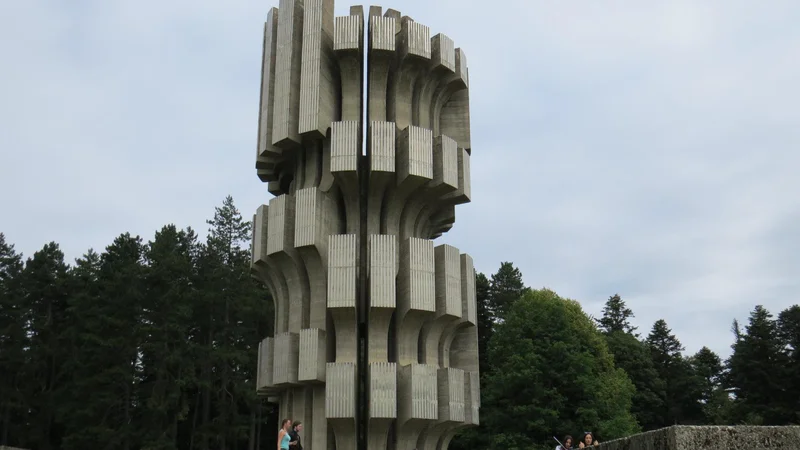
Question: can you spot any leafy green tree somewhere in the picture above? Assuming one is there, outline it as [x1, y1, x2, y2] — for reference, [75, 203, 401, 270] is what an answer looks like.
[483, 289, 639, 449]
[0, 233, 25, 446]
[604, 331, 664, 430]
[727, 305, 790, 424]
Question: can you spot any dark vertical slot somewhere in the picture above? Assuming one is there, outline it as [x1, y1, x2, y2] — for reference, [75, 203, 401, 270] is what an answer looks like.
[356, 154, 369, 450]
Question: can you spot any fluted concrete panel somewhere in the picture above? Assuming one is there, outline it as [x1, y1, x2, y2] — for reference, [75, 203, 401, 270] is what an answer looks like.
[330, 121, 360, 233]
[436, 245, 461, 318]
[331, 121, 359, 172]
[438, 368, 465, 422]
[272, 0, 304, 148]
[396, 237, 435, 367]
[251, 2, 478, 448]
[334, 14, 361, 51]
[398, 126, 433, 182]
[326, 362, 356, 418]
[299, 0, 336, 137]
[257, 337, 275, 393]
[327, 234, 357, 308]
[367, 15, 396, 123]
[460, 253, 477, 325]
[398, 364, 438, 422]
[370, 16, 396, 52]
[256, 8, 281, 183]
[465, 371, 480, 425]
[334, 10, 363, 123]
[267, 195, 295, 255]
[368, 235, 398, 309]
[369, 362, 398, 419]
[273, 332, 300, 385]
[400, 238, 435, 313]
[327, 234, 357, 362]
[370, 121, 396, 173]
[299, 328, 327, 382]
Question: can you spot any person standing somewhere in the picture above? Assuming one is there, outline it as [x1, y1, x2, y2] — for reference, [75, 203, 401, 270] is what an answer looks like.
[556, 435, 574, 449]
[578, 431, 599, 448]
[289, 421, 303, 450]
[278, 419, 292, 450]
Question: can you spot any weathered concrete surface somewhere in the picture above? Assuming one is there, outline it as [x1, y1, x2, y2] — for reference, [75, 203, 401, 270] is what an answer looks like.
[250, 2, 477, 449]
[600, 425, 800, 450]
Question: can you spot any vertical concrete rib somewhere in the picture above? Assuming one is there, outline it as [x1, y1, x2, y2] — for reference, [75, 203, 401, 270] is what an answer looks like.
[419, 244, 461, 366]
[367, 15, 396, 123]
[383, 126, 433, 236]
[396, 237, 435, 365]
[405, 134, 459, 240]
[257, 9, 282, 183]
[331, 121, 361, 234]
[252, 206, 289, 334]
[367, 235, 397, 363]
[368, 362, 398, 449]
[268, 194, 311, 332]
[334, 10, 363, 122]
[388, 18, 431, 130]
[273, 0, 305, 148]
[366, 121, 396, 236]
[300, 0, 337, 137]
[328, 234, 358, 362]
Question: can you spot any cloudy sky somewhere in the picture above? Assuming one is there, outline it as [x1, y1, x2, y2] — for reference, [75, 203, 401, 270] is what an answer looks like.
[2, 0, 798, 358]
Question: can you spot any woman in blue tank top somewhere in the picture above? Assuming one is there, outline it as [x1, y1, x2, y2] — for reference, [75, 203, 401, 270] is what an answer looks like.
[278, 418, 292, 450]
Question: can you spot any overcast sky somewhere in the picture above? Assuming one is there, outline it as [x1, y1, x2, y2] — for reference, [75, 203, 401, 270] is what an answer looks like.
[2, 0, 798, 358]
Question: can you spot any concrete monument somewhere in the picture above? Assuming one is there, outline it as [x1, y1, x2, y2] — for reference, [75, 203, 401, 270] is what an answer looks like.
[250, 2, 477, 450]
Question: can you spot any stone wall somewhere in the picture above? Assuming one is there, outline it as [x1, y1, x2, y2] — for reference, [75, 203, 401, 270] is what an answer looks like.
[600, 425, 800, 450]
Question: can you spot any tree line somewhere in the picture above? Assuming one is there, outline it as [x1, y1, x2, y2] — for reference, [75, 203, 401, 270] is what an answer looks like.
[1, 200, 799, 449]
[451, 263, 800, 450]
[0, 197, 274, 450]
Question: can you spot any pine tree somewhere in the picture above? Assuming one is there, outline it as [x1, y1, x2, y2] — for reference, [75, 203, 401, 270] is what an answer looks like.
[727, 305, 791, 424]
[777, 305, 800, 423]
[475, 272, 491, 375]
[59, 235, 146, 450]
[0, 233, 25, 446]
[488, 262, 527, 319]
[645, 319, 702, 426]
[597, 294, 637, 335]
[688, 347, 728, 424]
[139, 226, 199, 450]
[18, 242, 72, 450]
[193, 196, 271, 450]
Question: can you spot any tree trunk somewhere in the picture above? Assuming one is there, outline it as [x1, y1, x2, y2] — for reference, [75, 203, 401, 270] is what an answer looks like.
[248, 406, 257, 450]
[190, 391, 200, 450]
[1, 402, 10, 445]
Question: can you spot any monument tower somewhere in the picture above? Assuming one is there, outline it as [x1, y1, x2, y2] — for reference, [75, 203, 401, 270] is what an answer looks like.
[251, 1, 478, 449]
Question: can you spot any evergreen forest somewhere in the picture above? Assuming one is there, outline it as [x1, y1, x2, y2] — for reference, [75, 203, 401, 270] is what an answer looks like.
[1, 197, 798, 450]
